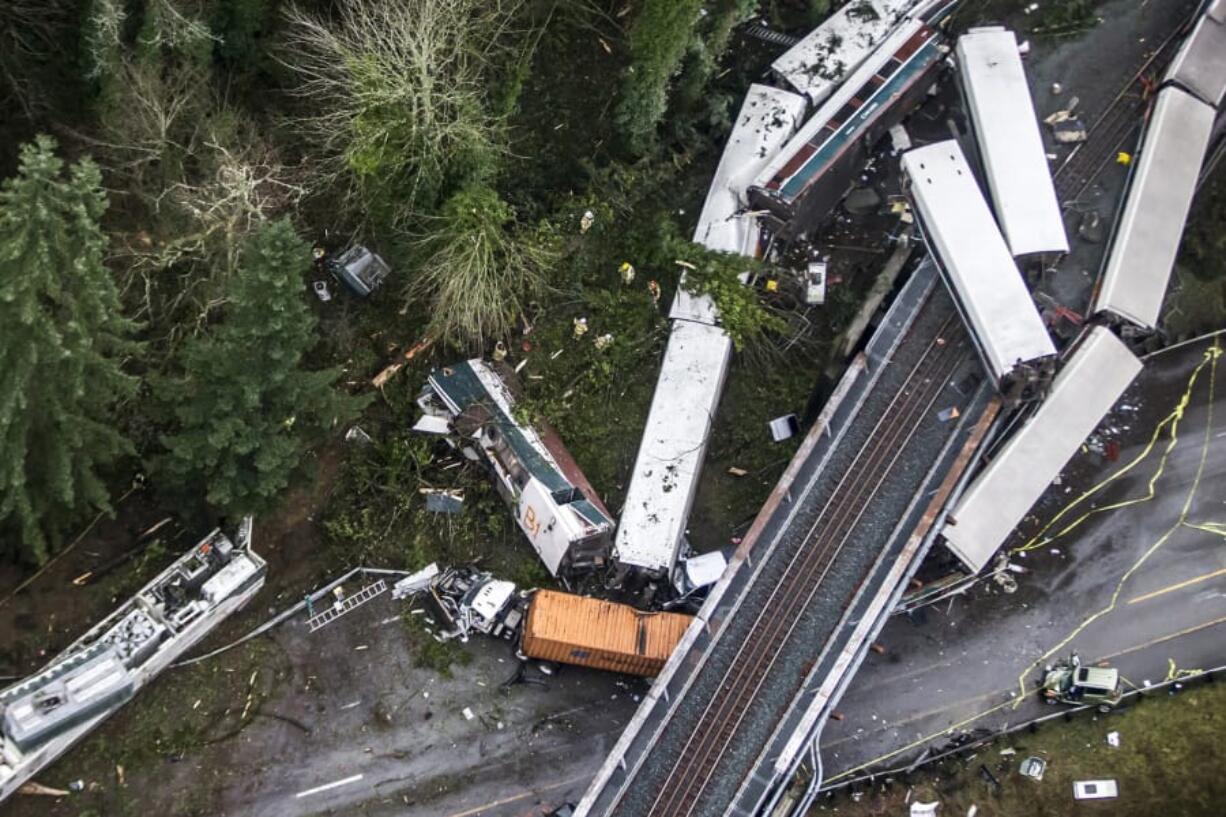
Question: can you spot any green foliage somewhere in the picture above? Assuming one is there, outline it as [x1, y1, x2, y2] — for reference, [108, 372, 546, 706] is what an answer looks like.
[1179, 164, 1226, 283]
[155, 219, 368, 515]
[211, 0, 271, 68]
[1033, 0, 1097, 32]
[676, 241, 786, 351]
[0, 136, 142, 564]
[616, 0, 703, 153]
[79, 0, 127, 103]
[411, 184, 561, 349]
[0, 0, 77, 123]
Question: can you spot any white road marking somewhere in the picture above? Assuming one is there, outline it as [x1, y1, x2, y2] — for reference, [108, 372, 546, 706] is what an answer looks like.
[294, 774, 364, 798]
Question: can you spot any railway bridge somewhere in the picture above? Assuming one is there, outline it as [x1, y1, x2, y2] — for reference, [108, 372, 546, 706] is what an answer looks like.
[576, 262, 999, 817]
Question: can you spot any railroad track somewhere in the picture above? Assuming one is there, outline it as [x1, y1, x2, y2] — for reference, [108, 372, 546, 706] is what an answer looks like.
[1053, 13, 1194, 202]
[635, 309, 971, 817]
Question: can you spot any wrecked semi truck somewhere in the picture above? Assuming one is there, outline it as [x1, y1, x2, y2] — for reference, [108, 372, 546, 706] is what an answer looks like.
[413, 359, 616, 578]
[419, 569, 693, 678]
[521, 590, 693, 677]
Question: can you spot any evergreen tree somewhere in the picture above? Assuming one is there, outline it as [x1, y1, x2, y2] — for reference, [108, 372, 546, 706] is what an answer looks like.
[0, 136, 141, 564]
[156, 219, 365, 514]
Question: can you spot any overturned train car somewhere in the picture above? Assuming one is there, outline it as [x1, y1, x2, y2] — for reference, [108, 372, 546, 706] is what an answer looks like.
[415, 359, 615, 579]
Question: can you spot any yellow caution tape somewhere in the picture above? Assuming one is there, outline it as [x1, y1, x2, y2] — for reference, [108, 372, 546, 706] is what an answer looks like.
[1011, 342, 1220, 707]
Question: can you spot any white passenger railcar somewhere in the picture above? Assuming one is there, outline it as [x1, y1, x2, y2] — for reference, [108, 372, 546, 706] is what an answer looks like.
[901, 140, 1057, 402]
[1164, 0, 1226, 109]
[1092, 0, 1226, 334]
[618, 85, 805, 581]
[1091, 87, 1216, 332]
[942, 327, 1143, 573]
[956, 27, 1068, 257]
[770, 0, 930, 104]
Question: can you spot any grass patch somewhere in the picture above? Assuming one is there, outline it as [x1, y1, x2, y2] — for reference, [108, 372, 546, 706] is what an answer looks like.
[815, 678, 1226, 816]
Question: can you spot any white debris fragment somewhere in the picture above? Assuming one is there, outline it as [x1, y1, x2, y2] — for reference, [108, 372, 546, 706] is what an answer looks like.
[462, 707, 475, 721]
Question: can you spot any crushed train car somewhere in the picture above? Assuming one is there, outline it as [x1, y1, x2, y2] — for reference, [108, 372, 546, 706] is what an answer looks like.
[414, 359, 615, 578]
[0, 520, 266, 803]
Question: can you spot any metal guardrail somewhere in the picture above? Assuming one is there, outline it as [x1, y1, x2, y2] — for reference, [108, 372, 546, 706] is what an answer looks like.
[816, 663, 1226, 796]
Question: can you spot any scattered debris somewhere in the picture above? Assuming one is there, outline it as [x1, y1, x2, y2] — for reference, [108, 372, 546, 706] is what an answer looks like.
[344, 426, 373, 445]
[320, 244, 392, 297]
[1072, 779, 1118, 800]
[312, 281, 331, 302]
[769, 414, 800, 442]
[889, 124, 912, 154]
[17, 782, 69, 797]
[1020, 756, 1047, 781]
[1077, 210, 1104, 244]
[461, 707, 475, 721]
[727, 466, 748, 477]
[910, 801, 939, 817]
[392, 564, 440, 600]
[1044, 110, 1088, 143]
[422, 489, 465, 514]
[1106, 730, 1120, 748]
[804, 260, 828, 305]
[844, 185, 882, 215]
[674, 550, 729, 596]
[1051, 82, 1064, 95]
[1116, 151, 1132, 166]
[371, 336, 435, 390]
[937, 407, 960, 422]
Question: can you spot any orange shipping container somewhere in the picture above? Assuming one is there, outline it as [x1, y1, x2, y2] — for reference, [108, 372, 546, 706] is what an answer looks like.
[521, 590, 694, 677]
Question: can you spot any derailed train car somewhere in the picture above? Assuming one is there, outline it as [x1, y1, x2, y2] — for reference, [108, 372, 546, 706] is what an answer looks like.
[1092, 0, 1226, 333]
[415, 359, 616, 579]
[749, 0, 958, 235]
[901, 140, 1057, 403]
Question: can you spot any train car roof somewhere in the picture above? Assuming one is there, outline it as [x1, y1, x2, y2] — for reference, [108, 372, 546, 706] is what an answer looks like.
[1164, 2, 1226, 108]
[430, 360, 611, 529]
[1094, 88, 1215, 330]
[690, 83, 807, 257]
[943, 326, 1142, 573]
[901, 140, 1055, 381]
[615, 321, 733, 573]
[770, 0, 923, 104]
[678, 84, 807, 325]
[957, 27, 1068, 257]
[754, 17, 945, 205]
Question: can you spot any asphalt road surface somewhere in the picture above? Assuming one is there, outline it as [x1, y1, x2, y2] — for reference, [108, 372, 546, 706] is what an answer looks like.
[820, 334, 1226, 784]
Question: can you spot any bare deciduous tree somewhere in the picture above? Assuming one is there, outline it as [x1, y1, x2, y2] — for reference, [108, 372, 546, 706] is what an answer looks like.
[279, 0, 525, 227]
[412, 184, 559, 348]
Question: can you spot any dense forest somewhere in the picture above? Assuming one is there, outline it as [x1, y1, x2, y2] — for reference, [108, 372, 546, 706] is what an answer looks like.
[3, 0, 1224, 572]
[0, 0, 843, 567]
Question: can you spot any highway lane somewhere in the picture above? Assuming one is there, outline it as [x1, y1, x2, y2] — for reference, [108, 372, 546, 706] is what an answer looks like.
[820, 334, 1226, 783]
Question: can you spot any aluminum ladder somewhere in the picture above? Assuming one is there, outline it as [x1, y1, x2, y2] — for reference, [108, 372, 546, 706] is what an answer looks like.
[307, 580, 388, 632]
